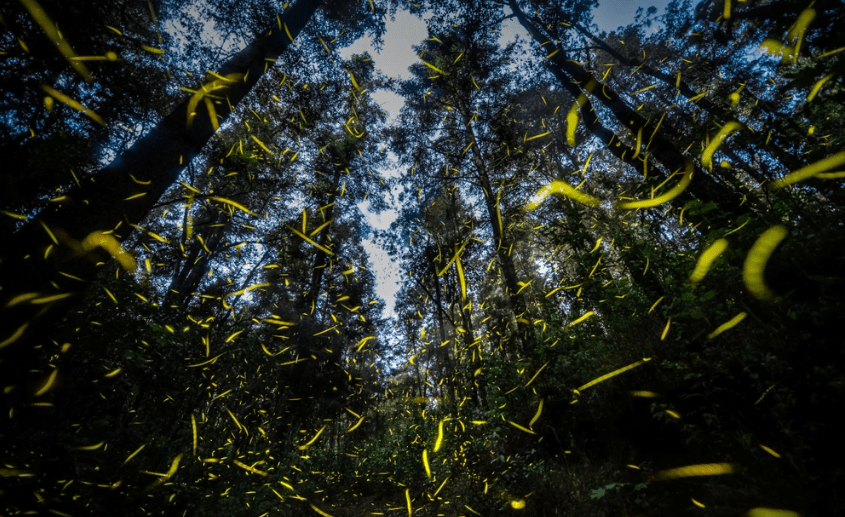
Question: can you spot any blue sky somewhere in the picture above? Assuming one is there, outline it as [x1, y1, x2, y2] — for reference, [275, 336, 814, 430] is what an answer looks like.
[344, 0, 675, 316]
[592, 0, 674, 33]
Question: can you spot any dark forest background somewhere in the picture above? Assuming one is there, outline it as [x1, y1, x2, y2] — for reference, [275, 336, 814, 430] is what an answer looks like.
[1, 0, 844, 516]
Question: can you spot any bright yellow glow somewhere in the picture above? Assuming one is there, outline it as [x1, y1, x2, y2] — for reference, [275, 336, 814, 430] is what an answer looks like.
[123, 444, 145, 464]
[567, 311, 595, 327]
[566, 79, 597, 145]
[434, 419, 445, 452]
[507, 420, 535, 434]
[619, 160, 693, 209]
[630, 391, 660, 398]
[577, 358, 651, 392]
[185, 73, 243, 127]
[310, 504, 335, 517]
[40, 85, 103, 125]
[210, 196, 257, 217]
[769, 151, 845, 190]
[347, 416, 364, 432]
[81, 231, 137, 273]
[701, 121, 742, 171]
[527, 180, 601, 209]
[807, 73, 834, 102]
[690, 239, 729, 283]
[746, 509, 800, 517]
[191, 415, 197, 457]
[759, 445, 781, 458]
[298, 425, 327, 450]
[743, 225, 788, 301]
[707, 312, 747, 339]
[529, 399, 543, 428]
[20, 0, 92, 81]
[233, 459, 268, 476]
[422, 449, 431, 479]
[661, 318, 671, 341]
[651, 462, 736, 480]
[34, 368, 58, 396]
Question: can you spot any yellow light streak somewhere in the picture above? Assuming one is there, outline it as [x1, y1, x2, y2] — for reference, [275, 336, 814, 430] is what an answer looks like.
[577, 358, 651, 392]
[525, 131, 551, 141]
[187, 353, 224, 367]
[287, 226, 333, 255]
[0, 322, 32, 350]
[422, 449, 431, 479]
[40, 85, 103, 125]
[209, 196, 257, 217]
[298, 425, 327, 450]
[806, 73, 834, 102]
[191, 415, 197, 456]
[529, 399, 543, 428]
[566, 79, 598, 145]
[707, 312, 747, 339]
[660, 318, 671, 341]
[567, 311, 594, 327]
[123, 444, 145, 464]
[648, 296, 665, 314]
[347, 416, 365, 432]
[527, 180, 601, 209]
[651, 462, 736, 480]
[760, 445, 781, 458]
[233, 459, 268, 476]
[34, 368, 58, 396]
[701, 121, 743, 171]
[81, 231, 137, 273]
[507, 420, 535, 434]
[311, 504, 335, 517]
[434, 419, 445, 452]
[768, 151, 845, 190]
[690, 239, 729, 283]
[420, 59, 446, 75]
[742, 225, 787, 301]
[19, 0, 92, 81]
[746, 509, 800, 517]
[620, 160, 693, 209]
[524, 361, 549, 387]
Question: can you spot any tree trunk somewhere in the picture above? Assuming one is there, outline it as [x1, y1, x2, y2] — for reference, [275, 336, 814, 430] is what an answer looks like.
[463, 113, 539, 359]
[508, 0, 746, 229]
[0, 0, 321, 400]
[305, 165, 344, 309]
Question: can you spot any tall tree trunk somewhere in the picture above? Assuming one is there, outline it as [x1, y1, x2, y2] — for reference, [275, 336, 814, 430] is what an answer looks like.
[164, 210, 224, 307]
[169, 227, 224, 308]
[553, 11, 806, 146]
[463, 113, 539, 359]
[427, 245, 462, 411]
[305, 165, 344, 309]
[0, 0, 321, 404]
[508, 0, 747, 229]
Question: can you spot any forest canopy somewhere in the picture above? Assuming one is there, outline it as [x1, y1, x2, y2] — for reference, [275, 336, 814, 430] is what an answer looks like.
[1, 0, 844, 516]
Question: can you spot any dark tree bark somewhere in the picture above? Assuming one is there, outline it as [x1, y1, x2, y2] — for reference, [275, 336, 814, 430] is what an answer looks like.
[305, 165, 344, 309]
[508, 0, 748, 229]
[0, 0, 322, 398]
[463, 112, 540, 359]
